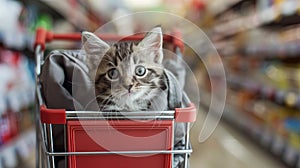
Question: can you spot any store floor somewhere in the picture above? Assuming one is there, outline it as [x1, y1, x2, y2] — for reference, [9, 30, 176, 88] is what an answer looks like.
[189, 107, 287, 168]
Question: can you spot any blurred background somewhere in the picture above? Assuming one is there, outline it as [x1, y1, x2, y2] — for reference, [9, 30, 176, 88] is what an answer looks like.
[1, 0, 300, 167]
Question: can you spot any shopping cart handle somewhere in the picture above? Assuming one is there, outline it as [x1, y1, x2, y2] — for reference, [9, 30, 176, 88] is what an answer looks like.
[34, 27, 184, 51]
[175, 103, 197, 122]
[40, 105, 66, 124]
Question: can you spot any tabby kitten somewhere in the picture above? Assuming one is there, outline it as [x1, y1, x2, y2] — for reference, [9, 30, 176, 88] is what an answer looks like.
[82, 27, 167, 111]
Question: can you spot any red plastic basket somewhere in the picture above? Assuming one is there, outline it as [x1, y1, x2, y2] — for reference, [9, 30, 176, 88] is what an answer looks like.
[68, 120, 173, 168]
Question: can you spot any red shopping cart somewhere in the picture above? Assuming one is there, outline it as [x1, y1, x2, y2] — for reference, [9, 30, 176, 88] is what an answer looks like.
[34, 28, 196, 168]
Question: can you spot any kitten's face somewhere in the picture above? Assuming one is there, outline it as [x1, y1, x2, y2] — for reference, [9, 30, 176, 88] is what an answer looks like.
[82, 27, 166, 111]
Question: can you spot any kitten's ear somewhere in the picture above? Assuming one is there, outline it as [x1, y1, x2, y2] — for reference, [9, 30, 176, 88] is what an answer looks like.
[138, 27, 163, 64]
[82, 31, 110, 70]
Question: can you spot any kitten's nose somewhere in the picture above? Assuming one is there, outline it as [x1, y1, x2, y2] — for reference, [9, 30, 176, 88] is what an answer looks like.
[127, 84, 133, 93]
[122, 78, 134, 92]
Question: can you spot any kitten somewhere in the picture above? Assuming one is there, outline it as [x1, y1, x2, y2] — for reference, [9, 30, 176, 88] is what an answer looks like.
[82, 27, 167, 111]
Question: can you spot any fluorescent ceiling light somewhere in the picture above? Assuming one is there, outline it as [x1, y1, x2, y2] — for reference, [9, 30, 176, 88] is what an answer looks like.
[123, 0, 161, 8]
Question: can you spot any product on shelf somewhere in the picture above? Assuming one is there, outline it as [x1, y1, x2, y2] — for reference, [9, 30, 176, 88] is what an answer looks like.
[0, 47, 35, 168]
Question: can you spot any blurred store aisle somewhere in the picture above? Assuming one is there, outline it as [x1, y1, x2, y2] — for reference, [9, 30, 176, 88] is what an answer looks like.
[189, 107, 287, 168]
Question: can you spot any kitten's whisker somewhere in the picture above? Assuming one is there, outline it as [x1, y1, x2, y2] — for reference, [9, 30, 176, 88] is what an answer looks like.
[97, 94, 113, 106]
[98, 95, 116, 113]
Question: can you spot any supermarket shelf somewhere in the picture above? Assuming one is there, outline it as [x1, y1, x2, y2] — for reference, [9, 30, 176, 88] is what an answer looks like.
[213, 4, 300, 41]
[227, 75, 300, 110]
[215, 39, 300, 59]
[19, 0, 64, 21]
[0, 128, 35, 152]
[77, 0, 103, 26]
[210, 0, 245, 18]
[263, 12, 300, 28]
[213, 12, 259, 41]
[242, 47, 300, 60]
[0, 42, 34, 58]
[20, 0, 100, 30]
[40, 0, 91, 30]
[0, 128, 35, 168]
[242, 31, 300, 59]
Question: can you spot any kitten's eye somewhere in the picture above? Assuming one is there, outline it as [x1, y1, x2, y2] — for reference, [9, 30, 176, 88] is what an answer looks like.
[107, 68, 119, 80]
[135, 66, 146, 76]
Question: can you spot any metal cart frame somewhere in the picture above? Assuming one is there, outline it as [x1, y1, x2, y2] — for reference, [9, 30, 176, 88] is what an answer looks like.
[34, 28, 196, 168]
